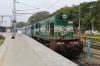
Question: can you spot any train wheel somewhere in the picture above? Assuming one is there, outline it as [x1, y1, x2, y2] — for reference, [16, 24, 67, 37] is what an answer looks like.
[44, 41, 50, 47]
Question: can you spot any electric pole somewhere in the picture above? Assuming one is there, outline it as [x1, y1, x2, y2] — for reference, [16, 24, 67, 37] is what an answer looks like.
[12, 0, 17, 39]
[79, 6, 81, 37]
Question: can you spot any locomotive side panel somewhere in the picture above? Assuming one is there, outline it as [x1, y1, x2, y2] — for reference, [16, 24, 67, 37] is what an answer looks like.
[53, 14, 74, 39]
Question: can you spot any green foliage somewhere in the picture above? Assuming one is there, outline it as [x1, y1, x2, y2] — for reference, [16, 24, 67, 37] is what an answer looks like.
[0, 34, 5, 46]
[51, 5, 78, 16]
[91, 0, 100, 31]
[0, 34, 3, 39]
[23, 23, 31, 27]
[27, 0, 100, 33]
[28, 11, 50, 24]
[50, 1, 99, 33]
[16, 22, 27, 28]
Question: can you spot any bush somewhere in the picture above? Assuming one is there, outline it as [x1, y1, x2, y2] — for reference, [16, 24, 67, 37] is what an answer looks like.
[0, 34, 3, 39]
[0, 34, 5, 46]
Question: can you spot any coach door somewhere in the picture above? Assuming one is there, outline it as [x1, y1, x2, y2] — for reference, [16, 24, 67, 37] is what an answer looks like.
[50, 22, 54, 36]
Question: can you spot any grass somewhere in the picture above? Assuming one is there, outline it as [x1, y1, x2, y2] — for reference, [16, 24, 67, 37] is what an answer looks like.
[0, 34, 5, 46]
[80, 52, 87, 57]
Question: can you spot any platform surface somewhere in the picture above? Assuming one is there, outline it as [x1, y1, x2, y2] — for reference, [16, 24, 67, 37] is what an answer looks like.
[1, 33, 78, 66]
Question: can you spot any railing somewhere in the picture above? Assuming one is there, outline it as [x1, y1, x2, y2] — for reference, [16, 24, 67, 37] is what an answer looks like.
[74, 28, 100, 57]
[49, 28, 73, 39]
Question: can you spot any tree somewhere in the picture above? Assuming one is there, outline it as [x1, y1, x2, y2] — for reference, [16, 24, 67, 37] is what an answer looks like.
[28, 11, 50, 24]
[91, 0, 100, 31]
[16, 22, 26, 28]
[50, 1, 96, 32]
[27, 1, 98, 32]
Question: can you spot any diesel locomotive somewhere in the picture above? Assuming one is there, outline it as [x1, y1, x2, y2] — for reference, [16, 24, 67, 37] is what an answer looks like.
[21, 14, 83, 57]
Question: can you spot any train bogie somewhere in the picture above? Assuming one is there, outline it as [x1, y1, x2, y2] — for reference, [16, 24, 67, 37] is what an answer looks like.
[50, 36, 83, 57]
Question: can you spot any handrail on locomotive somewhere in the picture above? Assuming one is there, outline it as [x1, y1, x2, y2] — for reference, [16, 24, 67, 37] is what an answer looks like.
[50, 28, 73, 40]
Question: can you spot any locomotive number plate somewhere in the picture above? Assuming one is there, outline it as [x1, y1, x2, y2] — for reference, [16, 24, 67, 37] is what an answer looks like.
[57, 42, 64, 45]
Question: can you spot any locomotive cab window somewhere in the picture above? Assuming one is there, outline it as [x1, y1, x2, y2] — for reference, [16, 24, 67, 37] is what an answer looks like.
[35, 24, 38, 29]
[48, 22, 49, 30]
[50, 22, 54, 36]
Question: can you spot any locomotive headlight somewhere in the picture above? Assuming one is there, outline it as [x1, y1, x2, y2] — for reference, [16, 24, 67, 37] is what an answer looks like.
[62, 14, 67, 19]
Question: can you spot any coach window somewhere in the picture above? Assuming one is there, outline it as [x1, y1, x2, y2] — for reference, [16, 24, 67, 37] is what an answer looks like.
[45, 23, 47, 31]
[35, 24, 38, 29]
[48, 22, 49, 30]
[35, 24, 36, 29]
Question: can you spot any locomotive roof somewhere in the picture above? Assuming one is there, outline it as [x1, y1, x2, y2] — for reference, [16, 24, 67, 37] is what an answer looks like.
[34, 14, 73, 25]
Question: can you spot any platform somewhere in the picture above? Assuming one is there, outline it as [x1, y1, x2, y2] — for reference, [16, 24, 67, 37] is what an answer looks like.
[0, 33, 78, 66]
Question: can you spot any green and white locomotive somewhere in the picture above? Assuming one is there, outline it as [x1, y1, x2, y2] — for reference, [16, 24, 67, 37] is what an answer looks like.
[33, 14, 83, 57]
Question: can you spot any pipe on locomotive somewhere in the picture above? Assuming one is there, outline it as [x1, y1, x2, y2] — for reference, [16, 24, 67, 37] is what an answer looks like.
[50, 28, 52, 41]
[56, 28, 58, 38]
[70, 28, 71, 38]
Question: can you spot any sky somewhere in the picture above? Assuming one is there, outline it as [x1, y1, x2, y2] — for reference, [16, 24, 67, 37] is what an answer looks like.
[0, 0, 97, 27]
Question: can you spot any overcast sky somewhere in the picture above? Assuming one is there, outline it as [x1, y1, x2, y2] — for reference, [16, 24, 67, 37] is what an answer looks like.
[0, 0, 97, 27]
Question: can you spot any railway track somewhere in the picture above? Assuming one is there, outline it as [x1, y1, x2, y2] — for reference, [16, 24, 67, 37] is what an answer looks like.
[91, 44, 100, 50]
[77, 58, 100, 66]
[85, 44, 100, 50]
[84, 45, 100, 57]
[71, 57, 100, 66]
[83, 50, 100, 56]
[38, 39, 100, 66]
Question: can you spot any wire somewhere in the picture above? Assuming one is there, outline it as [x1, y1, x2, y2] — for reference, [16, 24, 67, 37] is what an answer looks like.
[16, 1, 39, 9]
[17, 9, 38, 11]
[85, 23, 90, 30]
[45, 0, 60, 10]
[16, 13, 31, 14]
[40, 0, 49, 8]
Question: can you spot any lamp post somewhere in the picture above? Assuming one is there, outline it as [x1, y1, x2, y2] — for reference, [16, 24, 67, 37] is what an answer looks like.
[12, 0, 33, 39]
[12, 0, 17, 39]
[90, 6, 93, 34]
[79, 6, 81, 37]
